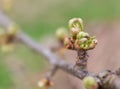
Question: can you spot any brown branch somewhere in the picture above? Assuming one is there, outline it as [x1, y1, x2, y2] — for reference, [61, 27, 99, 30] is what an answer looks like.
[0, 10, 120, 89]
[74, 50, 88, 71]
[96, 70, 120, 89]
[0, 10, 88, 80]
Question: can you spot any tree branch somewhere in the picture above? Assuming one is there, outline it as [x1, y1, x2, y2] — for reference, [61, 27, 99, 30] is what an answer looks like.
[0, 10, 88, 79]
[0, 10, 120, 89]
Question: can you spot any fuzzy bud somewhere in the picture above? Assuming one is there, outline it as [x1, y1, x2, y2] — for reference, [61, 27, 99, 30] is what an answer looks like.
[69, 18, 83, 31]
[70, 27, 80, 39]
[7, 23, 19, 35]
[79, 38, 88, 43]
[92, 39, 98, 44]
[38, 79, 47, 88]
[88, 39, 98, 49]
[38, 78, 54, 88]
[56, 27, 67, 40]
[83, 76, 98, 89]
[77, 31, 89, 40]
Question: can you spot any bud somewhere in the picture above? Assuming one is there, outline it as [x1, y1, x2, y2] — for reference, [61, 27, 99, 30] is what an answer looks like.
[80, 38, 88, 43]
[83, 76, 98, 89]
[92, 39, 98, 44]
[69, 18, 83, 31]
[38, 78, 54, 88]
[70, 27, 80, 39]
[89, 40, 97, 49]
[83, 44, 89, 50]
[77, 38, 87, 49]
[56, 27, 67, 40]
[7, 23, 19, 35]
[38, 79, 47, 88]
[80, 43, 85, 49]
[77, 31, 89, 40]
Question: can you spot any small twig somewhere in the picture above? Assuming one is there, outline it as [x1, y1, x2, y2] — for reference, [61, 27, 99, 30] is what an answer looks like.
[46, 65, 58, 79]
[75, 50, 88, 71]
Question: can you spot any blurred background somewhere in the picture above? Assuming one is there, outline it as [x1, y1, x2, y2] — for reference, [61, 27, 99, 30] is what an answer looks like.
[0, 0, 120, 89]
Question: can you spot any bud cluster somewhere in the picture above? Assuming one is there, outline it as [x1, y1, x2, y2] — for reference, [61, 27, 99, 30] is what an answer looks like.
[56, 18, 98, 50]
[0, 23, 19, 53]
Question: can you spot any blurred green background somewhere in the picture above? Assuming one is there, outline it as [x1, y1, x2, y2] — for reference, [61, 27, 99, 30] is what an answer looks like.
[0, 0, 120, 89]
[9, 0, 120, 38]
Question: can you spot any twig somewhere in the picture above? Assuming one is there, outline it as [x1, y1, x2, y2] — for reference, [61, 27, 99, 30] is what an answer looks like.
[0, 10, 120, 89]
[0, 10, 88, 80]
[46, 65, 58, 79]
[75, 50, 88, 71]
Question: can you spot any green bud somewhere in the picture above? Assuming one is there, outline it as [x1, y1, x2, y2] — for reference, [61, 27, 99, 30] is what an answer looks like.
[86, 36, 95, 45]
[77, 31, 89, 40]
[80, 43, 84, 49]
[77, 38, 86, 47]
[56, 27, 67, 40]
[89, 39, 98, 49]
[69, 18, 83, 31]
[77, 38, 88, 50]
[83, 44, 89, 50]
[83, 76, 98, 89]
[7, 23, 19, 35]
[70, 27, 80, 38]
[79, 43, 88, 50]
[80, 38, 88, 43]
[92, 39, 98, 44]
